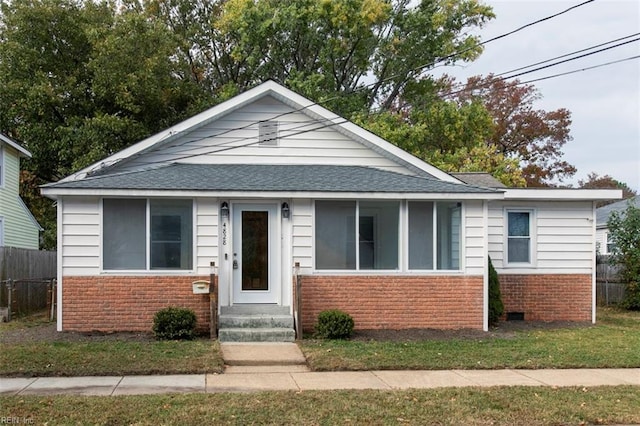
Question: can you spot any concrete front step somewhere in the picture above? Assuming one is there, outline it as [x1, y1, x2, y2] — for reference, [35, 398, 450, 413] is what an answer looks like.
[220, 305, 290, 316]
[219, 314, 294, 329]
[218, 327, 295, 343]
[218, 305, 295, 342]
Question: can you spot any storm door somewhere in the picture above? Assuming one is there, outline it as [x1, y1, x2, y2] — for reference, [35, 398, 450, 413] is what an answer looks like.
[232, 204, 279, 303]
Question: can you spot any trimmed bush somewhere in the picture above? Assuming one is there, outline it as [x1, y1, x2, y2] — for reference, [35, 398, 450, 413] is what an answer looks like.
[488, 256, 504, 326]
[315, 309, 354, 339]
[152, 307, 197, 340]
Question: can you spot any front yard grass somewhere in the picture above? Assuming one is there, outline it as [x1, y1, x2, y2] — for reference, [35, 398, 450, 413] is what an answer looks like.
[0, 313, 224, 377]
[1, 386, 639, 425]
[301, 307, 640, 371]
[0, 339, 224, 377]
[1, 307, 638, 377]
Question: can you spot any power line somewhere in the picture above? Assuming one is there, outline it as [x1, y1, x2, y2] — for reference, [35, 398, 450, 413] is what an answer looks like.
[124, 52, 639, 170]
[440, 36, 640, 98]
[493, 33, 639, 78]
[87, 0, 604, 175]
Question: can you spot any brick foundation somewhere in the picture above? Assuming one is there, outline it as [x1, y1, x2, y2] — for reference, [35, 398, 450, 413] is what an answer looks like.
[300, 275, 484, 332]
[61, 275, 212, 333]
[499, 274, 592, 322]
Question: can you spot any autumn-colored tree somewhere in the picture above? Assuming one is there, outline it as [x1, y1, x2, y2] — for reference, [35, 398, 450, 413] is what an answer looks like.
[578, 172, 637, 207]
[453, 74, 575, 187]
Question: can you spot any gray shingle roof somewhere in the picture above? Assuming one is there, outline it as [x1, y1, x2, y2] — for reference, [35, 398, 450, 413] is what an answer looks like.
[596, 195, 640, 226]
[45, 164, 500, 194]
[451, 172, 507, 188]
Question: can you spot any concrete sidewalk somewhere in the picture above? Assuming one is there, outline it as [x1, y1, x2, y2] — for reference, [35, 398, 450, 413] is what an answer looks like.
[2, 369, 639, 396]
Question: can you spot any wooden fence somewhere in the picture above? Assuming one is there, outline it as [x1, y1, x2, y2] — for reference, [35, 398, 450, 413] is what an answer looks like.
[0, 247, 57, 321]
[0, 246, 56, 281]
[0, 279, 56, 321]
[595, 255, 626, 305]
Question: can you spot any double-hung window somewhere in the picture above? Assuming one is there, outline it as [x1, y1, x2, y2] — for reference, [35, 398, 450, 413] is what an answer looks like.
[103, 199, 193, 270]
[506, 209, 533, 265]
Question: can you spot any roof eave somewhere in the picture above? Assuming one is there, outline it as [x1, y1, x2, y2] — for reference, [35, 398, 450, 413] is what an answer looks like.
[40, 187, 505, 200]
[0, 133, 32, 158]
[503, 188, 623, 201]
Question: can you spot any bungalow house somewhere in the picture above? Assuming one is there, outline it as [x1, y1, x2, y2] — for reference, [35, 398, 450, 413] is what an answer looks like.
[595, 195, 639, 254]
[41, 81, 620, 340]
[0, 133, 42, 249]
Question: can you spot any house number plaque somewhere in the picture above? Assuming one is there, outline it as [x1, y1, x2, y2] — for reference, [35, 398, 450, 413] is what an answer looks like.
[222, 223, 227, 246]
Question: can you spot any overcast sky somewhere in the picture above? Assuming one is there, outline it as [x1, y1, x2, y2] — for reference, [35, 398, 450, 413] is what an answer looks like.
[437, 0, 640, 189]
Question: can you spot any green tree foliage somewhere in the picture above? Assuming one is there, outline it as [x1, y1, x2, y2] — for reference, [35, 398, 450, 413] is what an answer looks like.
[146, 0, 494, 115]
[488, 256, 504, 326]
[0, 0, 210, 248]
[607, 202, 640, 310]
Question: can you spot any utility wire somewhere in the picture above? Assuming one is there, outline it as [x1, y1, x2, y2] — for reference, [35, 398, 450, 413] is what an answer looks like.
[440, 36, 640, 98]
[131, 33, 640, 162]
[92, 0, 597, 174]
[128, 52, 640, 168]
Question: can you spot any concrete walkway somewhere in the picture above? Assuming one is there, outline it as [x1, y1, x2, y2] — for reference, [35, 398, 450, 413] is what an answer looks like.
[2, 369, 639, 396]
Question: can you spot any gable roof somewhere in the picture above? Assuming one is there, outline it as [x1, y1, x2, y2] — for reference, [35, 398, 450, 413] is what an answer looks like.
[58, 80, 462, 184]
[596, 195, 640, 227]
[0, 133, 31, 158]
[450, 172, 506, 188]
[43, 164, 501, 198]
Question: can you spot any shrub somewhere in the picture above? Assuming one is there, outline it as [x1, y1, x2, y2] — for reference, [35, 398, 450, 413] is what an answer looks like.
[315, 309, 354, 339]
[608, 201, 640, 310]
[152, 307, 197, 340]
[488, 256, 504, 326]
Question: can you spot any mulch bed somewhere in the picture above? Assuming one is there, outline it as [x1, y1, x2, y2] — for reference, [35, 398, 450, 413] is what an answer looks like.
[1, 316, 591, 345]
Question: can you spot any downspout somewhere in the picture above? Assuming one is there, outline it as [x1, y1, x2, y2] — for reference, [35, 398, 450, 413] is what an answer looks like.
[483, 200, 489, 332]
[56, 197, 63, 331]
[591, 202, 597, 324]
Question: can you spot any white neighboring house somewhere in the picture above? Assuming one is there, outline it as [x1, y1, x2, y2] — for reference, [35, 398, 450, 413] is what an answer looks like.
[596, 195, 639, 254]
[0, 133, 42, 249]
[41, 81, 621, 339]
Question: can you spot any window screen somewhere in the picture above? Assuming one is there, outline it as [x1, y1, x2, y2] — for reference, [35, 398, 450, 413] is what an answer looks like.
[103, 199, 146, 270]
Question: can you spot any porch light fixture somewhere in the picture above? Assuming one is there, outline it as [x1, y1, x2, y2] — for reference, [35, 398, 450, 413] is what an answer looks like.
[282, 202, 290, 219]
[220, 202, 229, 218]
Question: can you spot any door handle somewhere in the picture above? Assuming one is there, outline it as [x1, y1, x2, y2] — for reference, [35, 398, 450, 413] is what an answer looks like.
[233, 260, 239, 270]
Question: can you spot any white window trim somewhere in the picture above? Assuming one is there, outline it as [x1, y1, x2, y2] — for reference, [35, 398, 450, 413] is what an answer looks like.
[100, 198, 196, 274]
[504, 208, 537, 267]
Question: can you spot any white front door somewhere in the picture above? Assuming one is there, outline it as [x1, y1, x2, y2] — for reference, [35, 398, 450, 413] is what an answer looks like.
[232, 203, 280, 304]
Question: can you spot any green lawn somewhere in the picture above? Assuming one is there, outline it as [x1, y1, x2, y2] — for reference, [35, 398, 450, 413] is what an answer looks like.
[0, 313, 224, 377]
[301, 307, 640, 371]
[0, 339, 224, 377]
[1, 307, 638, 377]
[1, 386, 639, 425]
